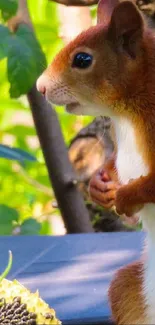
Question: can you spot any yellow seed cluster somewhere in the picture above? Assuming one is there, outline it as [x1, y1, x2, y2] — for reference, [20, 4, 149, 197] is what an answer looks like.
[0, 279, 61, 325]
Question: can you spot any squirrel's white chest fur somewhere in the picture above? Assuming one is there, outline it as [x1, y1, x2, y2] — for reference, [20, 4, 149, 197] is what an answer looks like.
[113, 117, 155, 323]
[112, 117, 148, 184]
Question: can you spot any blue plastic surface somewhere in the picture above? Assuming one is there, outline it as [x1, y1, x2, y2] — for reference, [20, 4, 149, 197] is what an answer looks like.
[0, 232, 145, 324]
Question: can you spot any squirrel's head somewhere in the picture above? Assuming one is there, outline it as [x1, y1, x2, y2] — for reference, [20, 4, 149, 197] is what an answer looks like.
[37, 0, 146, 117]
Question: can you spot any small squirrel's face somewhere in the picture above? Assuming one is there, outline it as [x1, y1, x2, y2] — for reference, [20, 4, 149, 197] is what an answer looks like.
[37, 0, 144, 117]
[37, 26, 120, 116]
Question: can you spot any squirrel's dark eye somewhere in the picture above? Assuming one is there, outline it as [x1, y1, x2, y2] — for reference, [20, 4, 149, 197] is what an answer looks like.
[72, 52, 93, 69]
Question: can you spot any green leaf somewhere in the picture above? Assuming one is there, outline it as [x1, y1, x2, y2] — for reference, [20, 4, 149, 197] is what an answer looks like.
[0, 144, 37, 162]
[40, 220, 51, 235]
[20, 218, 41, 235]
[6, 125, 36, 137]
[0, 0, 18, 21]
[7, 36, 37, 98]
[0, 25, 11, 60]
[16, 24, 47, 77]
[0, 204, 19, 235]
[7, 24, 47, 98]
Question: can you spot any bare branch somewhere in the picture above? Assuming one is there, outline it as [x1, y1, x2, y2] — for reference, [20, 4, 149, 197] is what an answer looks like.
[9, 0, 93, 233]
[49, 0, 98, 6]
[28, 86, 93, 233]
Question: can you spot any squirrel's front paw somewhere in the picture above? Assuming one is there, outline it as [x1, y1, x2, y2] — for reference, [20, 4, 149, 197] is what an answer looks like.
[115, 187, 143, 217]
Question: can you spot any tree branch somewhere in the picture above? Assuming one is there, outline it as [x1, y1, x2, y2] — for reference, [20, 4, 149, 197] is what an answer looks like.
[10, 0, 93, 233]
[49, 0, 98, 6]
[28, 87, 93, 233]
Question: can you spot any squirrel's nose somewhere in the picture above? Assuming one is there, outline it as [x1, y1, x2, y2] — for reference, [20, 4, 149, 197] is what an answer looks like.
[36, 75, 47, 96]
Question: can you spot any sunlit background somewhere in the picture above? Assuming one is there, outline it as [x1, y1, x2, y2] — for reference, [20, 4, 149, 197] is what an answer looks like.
[0, 0, 96, 236]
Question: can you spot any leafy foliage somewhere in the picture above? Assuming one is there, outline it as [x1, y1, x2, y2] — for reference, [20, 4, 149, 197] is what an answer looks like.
[20, 218, 41, 235]
[0, 0, 94, 236]
[0, 22, 46, 97]
[0, 25, 11, 59]
[0, 204, 42, 235]
[0, 0, 18, 21]
[8, 25, 47, 97]
[0, 144, 36, 162]
[0, 204, 19, 235]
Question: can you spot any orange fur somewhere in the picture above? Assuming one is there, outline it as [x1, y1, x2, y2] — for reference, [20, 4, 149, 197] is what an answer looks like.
[109, 261, 147, 324]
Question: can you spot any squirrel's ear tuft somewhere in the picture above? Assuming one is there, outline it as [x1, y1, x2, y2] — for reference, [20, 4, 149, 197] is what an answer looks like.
[108, 1, 144, 58]
[97, 0, 119, 26]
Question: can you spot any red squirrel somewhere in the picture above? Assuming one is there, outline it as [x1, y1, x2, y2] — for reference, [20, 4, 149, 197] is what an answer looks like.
[37, 0, 155, 323]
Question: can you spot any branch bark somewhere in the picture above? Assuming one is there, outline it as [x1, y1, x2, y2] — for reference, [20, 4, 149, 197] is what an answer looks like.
[50, 0, 98, 6]
[10, 0, 93, 233]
